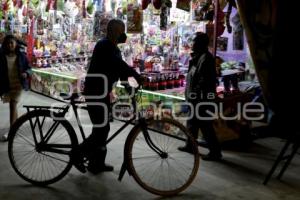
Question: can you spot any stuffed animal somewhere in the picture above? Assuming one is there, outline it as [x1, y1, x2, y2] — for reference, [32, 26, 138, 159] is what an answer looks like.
[64, 0, 79, 18]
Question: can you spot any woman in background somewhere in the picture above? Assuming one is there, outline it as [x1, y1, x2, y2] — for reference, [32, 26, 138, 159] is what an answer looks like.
[0, 35, 32, 141]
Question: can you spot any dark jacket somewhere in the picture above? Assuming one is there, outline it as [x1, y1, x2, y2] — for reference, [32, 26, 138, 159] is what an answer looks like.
[185, 51, 216, 103]
[84, 38, 141, 100]
[0, 49, 32, 96]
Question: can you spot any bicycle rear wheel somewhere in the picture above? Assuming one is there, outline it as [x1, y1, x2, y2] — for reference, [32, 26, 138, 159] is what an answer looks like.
[8, 110, 78, 186]
[126, 118, 200, 196]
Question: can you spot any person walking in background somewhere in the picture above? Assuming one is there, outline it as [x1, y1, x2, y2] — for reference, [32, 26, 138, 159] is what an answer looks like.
[72, 19, 143, 174]
[179, 32, 222, 161]
[0, 35, 32, 141]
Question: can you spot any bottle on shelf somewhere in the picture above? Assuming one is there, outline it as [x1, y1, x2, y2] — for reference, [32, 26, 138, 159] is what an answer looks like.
[158, 74, 166, 90]
[166, 73, 174, 89]
[179, 73, 185, 87]
[174, 72, 180, 88]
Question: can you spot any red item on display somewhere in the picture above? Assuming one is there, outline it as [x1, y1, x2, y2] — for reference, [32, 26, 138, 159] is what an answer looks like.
[142, 0, 151, 10]
[46, 0, 52, 12]
[179, 74, 185, 87]
[27, 18, 35, 63]
[160, 78, 167, 90]
[3, 1, 8, 11]
[150, 81, 158, 91]
[217, 4, 226, 36]
[53, 0, 57, 10]
[152, 0, 162, 10]
[174, 78, 180, 88]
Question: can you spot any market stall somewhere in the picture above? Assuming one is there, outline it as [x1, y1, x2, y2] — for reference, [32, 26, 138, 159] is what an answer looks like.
[0, 0, 261, 143]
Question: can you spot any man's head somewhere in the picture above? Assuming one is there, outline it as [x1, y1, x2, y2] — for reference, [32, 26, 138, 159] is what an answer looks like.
[192, 32, 209, 53]
[106, 19, 127, 45]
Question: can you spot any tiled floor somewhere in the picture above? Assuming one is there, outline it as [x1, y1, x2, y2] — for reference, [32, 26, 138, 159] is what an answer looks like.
[0, 91, 299, 199]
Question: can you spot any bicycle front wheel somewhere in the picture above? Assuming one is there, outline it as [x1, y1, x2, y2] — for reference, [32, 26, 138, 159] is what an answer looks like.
[8, 110, 78, 186]
[126, 118, 200, 196]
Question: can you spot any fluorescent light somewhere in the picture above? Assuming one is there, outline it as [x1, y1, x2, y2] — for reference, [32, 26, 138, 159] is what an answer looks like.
[140, 89, 185, 101]
[32, 69, 78, 80]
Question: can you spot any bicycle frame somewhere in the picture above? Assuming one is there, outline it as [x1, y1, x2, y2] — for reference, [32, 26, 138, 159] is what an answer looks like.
[24, 90, 173, 179]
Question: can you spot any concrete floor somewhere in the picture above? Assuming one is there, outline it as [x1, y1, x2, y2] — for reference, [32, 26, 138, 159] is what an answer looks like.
[0, 91, 300, 200]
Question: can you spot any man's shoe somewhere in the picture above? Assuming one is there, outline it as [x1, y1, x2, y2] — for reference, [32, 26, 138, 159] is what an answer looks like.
[0, 133, 8, 142]
[197, 140, 208, 148]
[178, 145, 195, 154]
[201, 153, 222, 161]
[70, 147, 87, 173]
[87, 163, 114, 175]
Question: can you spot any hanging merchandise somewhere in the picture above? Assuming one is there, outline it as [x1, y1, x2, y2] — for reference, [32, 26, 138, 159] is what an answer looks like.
[46, 0, 52, 11]
[82, 0, 87, 18]
[232, 13, 244, 50]
[64, 0, 79, 20]
[217, 36, 228, 51]
[127, 0, 143, 33]
[22, 3, 28, 16]
[93, 11, 113, 39]
[93, 10, 102, 39]
[16, 0, 23, 9]
[142, 0, 151, 10]
[0, 6, 3, 21]
[27, 17, 35, 63]
[111, 0, 116, 16]
[37, 16, 44, 35]
[93, 0, 101, 11]
[53, 0, 57, 10]
[225, 0, 233, 33]
[87, 0, 94, 15]
[152, 0, 162, 10]
[159, 0, 172, 30]
[57, 0, 65, 11]
[216, 3, 225, 37]
[160, 6, 168, 30]
[176, 0, 191, 12]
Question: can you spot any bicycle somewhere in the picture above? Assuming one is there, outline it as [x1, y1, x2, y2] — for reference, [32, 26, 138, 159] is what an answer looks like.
[7, 87, 200, 196]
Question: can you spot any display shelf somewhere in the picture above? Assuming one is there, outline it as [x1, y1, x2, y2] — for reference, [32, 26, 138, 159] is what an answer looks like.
[32, 68, 79, 80]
